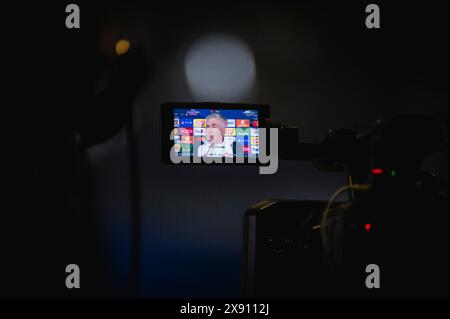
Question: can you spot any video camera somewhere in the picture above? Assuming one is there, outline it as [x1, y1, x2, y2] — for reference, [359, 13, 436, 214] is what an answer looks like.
[160, 103, 449, 298]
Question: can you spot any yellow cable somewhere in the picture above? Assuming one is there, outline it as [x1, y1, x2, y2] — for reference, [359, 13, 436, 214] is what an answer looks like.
[320, 184, 371, 255]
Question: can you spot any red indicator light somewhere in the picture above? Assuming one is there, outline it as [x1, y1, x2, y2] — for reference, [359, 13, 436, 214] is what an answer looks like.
[364, 223, 372, 232]
[372, 168, 383, 175]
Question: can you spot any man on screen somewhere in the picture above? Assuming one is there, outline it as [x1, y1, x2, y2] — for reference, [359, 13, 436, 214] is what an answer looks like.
[197, 112, 235, 157]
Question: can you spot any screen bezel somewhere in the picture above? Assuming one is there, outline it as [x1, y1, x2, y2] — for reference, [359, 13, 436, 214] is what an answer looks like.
[160, 102, 271, 165]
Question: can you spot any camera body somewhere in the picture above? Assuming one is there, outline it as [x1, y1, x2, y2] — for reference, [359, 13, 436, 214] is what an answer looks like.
[243, 114, 449, 298]
[161, 103, 449, 297]
[242, 169, 448, 298]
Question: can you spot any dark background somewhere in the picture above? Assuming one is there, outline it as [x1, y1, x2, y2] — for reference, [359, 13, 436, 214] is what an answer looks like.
[3, 1, 448, 298]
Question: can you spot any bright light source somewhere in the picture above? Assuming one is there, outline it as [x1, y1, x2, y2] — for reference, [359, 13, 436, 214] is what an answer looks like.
[115, 39, 130, 56]
[184, 33, 256, 101]
[364, 223, 372, 232]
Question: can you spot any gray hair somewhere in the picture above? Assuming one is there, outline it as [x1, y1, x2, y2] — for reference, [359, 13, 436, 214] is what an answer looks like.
[205, 112, 227, 122]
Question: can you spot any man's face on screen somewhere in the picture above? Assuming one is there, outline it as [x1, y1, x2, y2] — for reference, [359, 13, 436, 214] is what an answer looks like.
[205, 117, 226, 144]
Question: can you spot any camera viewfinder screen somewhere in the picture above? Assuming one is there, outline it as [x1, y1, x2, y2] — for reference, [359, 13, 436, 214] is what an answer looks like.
[173, 108, 260, 158]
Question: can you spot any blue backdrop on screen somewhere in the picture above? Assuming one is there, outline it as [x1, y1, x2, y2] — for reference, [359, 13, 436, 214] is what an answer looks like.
[174, 109, 258, 121]
[173, 108, 260, 158]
